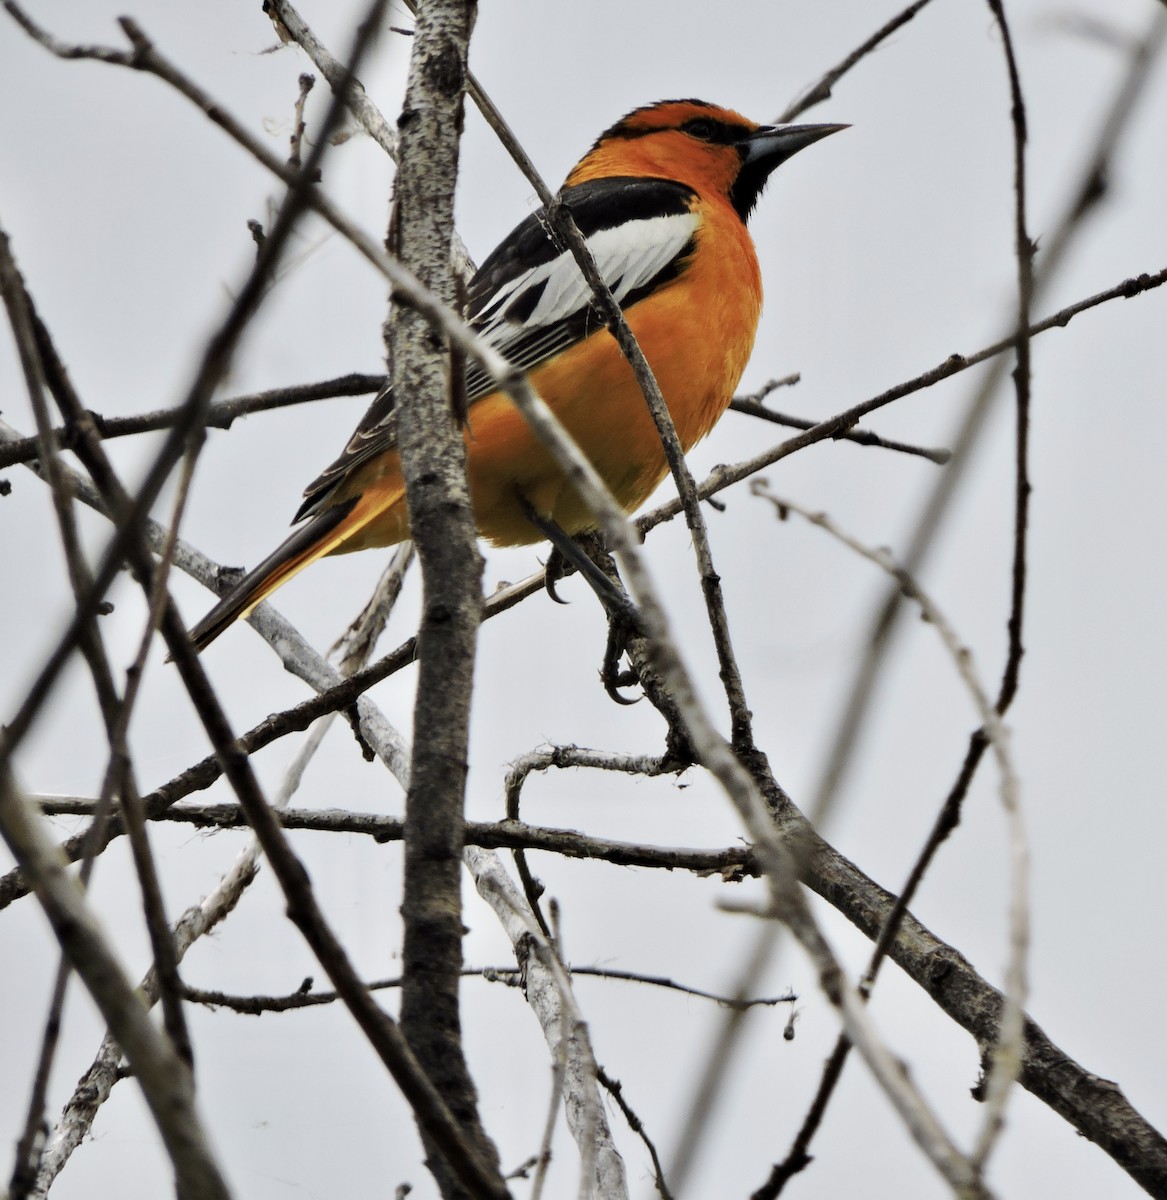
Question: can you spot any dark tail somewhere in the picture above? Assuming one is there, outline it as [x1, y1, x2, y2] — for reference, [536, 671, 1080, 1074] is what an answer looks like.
[187, 499, 359, 652]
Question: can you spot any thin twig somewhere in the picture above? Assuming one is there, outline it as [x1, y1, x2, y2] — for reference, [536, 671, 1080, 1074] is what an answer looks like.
[971, 0, 1034, 1167]
[98, 447, 200, 1066]
[34, 797, 759, 878]
[263, 0, 476, 281]
[529, 1020, 566, 1200]
[802, 6, 1167, 827]
[504, 745, 685, 816]
[755, 485, 1027, 1178]
[0, 373, 383, 470]
[503, 744, 686, 938]
[667, 924, 784, 1192]
[778, 0, 939, 121]
[637, 265, 1167, 540]
[728, 398, 951, 464]
[287, 72, 314, 170]
[596, 1069, 674, 1200]
[179, 965, 790, 1015]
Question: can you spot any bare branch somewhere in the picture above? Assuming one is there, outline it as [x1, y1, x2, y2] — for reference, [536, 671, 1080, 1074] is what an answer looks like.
[728, 397, 952, 464]
[263, 0, 476, 280]
[34, 798, 757, 875]
[0, 774, 232, 1200]
[33, 544, 413, 1192]
[803, 5, 1167, 824]
[465, 848, 629, 1200]
[385, 4, 505, 1196]
[597, 1069, 674, 1200]
[973, 0, 1035, 1167]
[638, 263, 1167, 538]
[778, 0, 939, 121]
[178, 966, 790, 1016]
[0, 374, 383, 470]
[754, 483, 1029, 1173]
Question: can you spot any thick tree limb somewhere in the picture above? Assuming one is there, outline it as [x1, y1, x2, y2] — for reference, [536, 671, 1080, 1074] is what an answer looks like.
[0, 773, 232, 1200]
[387, 2, 504, 1197]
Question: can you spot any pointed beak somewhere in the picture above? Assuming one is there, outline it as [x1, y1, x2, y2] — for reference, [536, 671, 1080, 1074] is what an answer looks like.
[739, 122, 849, 166]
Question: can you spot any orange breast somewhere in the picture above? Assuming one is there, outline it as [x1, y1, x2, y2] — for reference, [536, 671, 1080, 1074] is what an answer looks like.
[464, 197, 762, 544]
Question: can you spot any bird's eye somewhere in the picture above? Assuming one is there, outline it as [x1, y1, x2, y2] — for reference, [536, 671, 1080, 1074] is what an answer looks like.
[683, 118, 716, 141]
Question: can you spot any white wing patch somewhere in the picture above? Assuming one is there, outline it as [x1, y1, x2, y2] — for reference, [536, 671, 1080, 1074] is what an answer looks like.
[474, 211, 700, 347]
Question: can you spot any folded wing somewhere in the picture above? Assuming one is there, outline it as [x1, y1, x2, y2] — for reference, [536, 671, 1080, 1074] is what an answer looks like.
[294, 176, 699, 523]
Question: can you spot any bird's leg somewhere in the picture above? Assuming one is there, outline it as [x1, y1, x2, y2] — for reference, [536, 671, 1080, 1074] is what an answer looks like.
[518, 498, 643, 702]
[518, 499, 637, 622]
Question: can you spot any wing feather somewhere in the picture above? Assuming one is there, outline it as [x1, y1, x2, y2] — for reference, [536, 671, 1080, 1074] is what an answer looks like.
[297, 177, 699, 520]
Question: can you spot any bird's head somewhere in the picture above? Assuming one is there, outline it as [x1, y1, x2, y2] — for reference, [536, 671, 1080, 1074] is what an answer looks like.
[565, 99, 846, 221]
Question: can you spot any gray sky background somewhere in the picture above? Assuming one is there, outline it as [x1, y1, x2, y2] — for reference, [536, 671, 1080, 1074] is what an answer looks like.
[2, 1, 1166, 1197]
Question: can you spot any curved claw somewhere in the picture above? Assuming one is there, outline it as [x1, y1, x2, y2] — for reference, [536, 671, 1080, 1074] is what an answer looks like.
[601, 613, 642, 705]
[604, 670, 642, 706]
[543, 546, 571, 605]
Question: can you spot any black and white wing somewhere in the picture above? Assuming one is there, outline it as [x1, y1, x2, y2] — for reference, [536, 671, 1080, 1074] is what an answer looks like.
[295, 176, 699, 522]
[464, 175, 699, 399]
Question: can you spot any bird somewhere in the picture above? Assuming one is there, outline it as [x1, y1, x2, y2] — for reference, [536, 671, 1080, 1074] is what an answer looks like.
[187, 99, 844, 651]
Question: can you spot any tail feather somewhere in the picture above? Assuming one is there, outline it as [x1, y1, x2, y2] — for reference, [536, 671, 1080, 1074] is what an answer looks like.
[187, 498, 360, 653]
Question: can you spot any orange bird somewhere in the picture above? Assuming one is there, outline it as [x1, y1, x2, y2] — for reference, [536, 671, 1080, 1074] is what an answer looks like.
[189, 100, 843, 650]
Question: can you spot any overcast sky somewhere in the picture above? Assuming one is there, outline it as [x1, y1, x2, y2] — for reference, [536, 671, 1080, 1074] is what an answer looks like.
[2, 1, 1166, 1197]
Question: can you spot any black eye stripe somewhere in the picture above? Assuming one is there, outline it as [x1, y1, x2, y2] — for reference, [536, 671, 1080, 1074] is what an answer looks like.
[681, 117, 746, 145]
